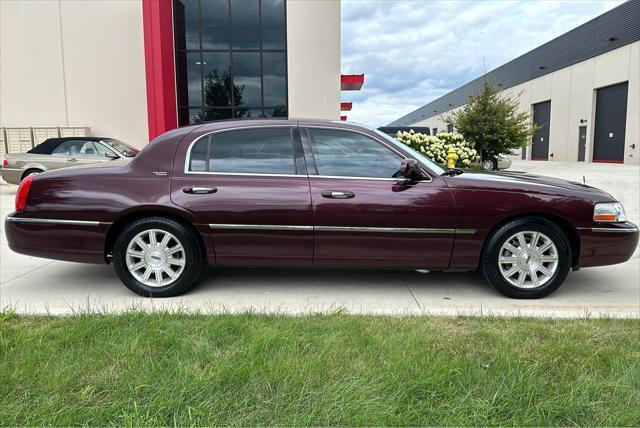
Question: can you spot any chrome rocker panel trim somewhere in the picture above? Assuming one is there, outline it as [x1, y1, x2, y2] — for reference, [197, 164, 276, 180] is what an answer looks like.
[6, 216, 101, 226]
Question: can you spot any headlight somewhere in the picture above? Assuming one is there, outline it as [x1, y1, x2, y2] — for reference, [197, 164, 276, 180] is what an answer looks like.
[593, 202, 626, 222]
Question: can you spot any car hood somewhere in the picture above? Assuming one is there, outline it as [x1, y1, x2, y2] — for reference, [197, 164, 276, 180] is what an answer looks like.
[444, 170, 615, 201]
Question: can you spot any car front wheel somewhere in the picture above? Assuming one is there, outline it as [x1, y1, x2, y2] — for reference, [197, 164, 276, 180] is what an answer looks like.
[481, 217, 571, 298]
[112, 217, 202, 297]
[482, 158, 497, 171]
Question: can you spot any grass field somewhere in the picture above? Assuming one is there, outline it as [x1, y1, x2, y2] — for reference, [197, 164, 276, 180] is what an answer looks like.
[1, 311, 639, 426]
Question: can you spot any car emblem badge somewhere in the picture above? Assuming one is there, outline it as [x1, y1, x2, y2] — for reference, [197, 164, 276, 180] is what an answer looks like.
[152, 171, 168, 176]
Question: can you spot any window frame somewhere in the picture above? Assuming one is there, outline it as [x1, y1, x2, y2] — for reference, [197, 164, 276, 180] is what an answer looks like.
[173, 0, 288, 124]
[183, 125, 303, 177]
[301, 126, 432, 182]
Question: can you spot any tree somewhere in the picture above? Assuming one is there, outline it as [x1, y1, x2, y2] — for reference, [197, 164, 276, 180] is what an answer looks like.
[445, 81, 536, 160]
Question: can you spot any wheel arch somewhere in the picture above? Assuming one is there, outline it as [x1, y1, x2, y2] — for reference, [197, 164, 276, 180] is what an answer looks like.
[104, 209, 209, 264]
[481, 212, 580, 268]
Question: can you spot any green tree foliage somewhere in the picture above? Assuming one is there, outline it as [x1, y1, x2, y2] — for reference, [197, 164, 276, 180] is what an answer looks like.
[445, 81, 537, 160]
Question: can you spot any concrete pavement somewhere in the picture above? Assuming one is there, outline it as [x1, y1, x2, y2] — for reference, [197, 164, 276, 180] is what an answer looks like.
[1, 160, 638, 317]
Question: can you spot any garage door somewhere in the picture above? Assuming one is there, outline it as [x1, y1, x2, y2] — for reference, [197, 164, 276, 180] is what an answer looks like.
[593, 82, 628, 163]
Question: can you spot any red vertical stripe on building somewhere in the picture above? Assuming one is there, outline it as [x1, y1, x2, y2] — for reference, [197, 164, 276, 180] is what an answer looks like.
[142, 0, 177, 141]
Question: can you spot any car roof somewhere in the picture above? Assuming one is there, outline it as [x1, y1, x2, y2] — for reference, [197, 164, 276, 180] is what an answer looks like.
[189, 118, 372, 134]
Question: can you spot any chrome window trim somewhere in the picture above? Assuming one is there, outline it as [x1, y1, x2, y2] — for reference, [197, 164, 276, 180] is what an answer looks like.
[590, 226, 639, 233]
[183, 124, 298, 176]
[209, 223, 476, 234]
[184, 171, 303, 178]
[310, 175, 415, 182]
[302, 125, 434, 183]
[6, 216, 101, 226]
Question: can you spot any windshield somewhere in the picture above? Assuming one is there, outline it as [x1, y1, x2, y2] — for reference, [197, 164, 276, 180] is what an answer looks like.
[373, 129, 446, 175]
[102, 139, 139, 157]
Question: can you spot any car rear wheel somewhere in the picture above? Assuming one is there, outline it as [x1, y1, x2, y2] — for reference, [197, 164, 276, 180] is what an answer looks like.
[112, 217, 202, 297]
[21, 169, 43, 181]
[481, 217, 571, 298]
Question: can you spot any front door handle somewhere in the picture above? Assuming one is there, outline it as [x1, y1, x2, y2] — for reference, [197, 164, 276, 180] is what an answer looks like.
[321, 190, 355, 199]
[68, 157, 78, 162]
[183, 186, 217, 194]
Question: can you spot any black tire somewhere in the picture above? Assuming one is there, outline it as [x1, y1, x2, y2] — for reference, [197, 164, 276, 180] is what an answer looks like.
[481, 217, 571, 299]
[112, 217, 202, 297]
[21, 168, 43, 181]
[482, 158, 497, 171]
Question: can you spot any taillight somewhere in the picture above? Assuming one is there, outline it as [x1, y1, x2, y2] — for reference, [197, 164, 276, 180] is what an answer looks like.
[15, 174, 34, 212]
[2, 159, 7, 167]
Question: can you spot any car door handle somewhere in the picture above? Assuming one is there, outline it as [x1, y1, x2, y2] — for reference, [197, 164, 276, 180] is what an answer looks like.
[321, 190, 355, 199]
[68, 158, 78, 162]
[183, 186, 217, 194]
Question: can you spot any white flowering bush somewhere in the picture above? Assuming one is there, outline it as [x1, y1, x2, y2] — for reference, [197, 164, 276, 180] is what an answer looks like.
[395, 130, 480, 167]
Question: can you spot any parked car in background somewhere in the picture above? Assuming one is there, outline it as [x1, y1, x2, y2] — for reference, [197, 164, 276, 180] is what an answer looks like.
[482, 155, 512, 171]
[1, 137, 138, 184]
[5, 119, 638, 299]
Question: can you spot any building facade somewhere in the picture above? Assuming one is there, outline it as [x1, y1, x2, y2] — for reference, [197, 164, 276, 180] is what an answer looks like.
[0, 0, 341, 148]
[388, 0, 640, 165]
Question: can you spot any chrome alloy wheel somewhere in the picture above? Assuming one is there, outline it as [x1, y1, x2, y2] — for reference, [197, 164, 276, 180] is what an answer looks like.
[498, 231, 559, 289]
[125, 229, 186, 287]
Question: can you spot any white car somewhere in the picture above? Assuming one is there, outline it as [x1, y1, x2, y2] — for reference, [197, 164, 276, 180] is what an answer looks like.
[482, 155, 512, 171]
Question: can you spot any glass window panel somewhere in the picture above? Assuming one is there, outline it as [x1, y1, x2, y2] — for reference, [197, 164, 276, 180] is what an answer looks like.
[189, 108, 205, 123]
[201, 0, 230, 49]
[262, 52, 286, 107]
[202, 52, 232, 107]
[263, 106, 287, 118]
[230, 0, 259, 49]
[203, 108, 233, 121]
[233, 52, 261, 107]
[235, 108, 263, 118]
[209, 128, 294, 174]
[174, 0, 200, 50]
[307, 129, 402, 178]
[189, 136, 209, 171]
[261, 0, 286, 49]
[187, 52, 203, 107]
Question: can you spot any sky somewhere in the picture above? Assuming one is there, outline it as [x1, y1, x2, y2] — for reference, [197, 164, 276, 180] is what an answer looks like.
[341, 0, 626, 128]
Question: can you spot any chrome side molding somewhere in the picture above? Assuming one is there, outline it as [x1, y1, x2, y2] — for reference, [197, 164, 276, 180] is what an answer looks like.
[5, 216, 101, 226]
[209, 223, 477, 235]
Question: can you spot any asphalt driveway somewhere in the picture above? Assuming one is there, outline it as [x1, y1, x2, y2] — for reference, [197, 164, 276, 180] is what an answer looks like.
[1, 160, 638, 317]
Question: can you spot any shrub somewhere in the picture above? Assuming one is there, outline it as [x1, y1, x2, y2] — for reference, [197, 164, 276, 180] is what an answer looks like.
[396, 130, 480, 167]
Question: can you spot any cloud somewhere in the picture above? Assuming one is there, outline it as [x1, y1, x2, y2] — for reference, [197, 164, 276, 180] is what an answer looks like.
[340, 0, 625, 127]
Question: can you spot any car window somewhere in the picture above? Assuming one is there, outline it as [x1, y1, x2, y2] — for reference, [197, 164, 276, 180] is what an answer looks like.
[51, 141, 70, 156]
[306, 128, 402, 178]
[93, 142, 117, 158]
[63, 140, 101, 158]
[188, 127, 295, 175]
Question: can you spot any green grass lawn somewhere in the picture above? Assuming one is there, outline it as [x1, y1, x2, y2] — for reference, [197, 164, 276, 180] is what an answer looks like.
[1, 311, 639, 426]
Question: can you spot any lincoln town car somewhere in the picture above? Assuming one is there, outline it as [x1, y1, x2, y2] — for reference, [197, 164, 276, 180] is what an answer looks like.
[5, 119, 638, 298]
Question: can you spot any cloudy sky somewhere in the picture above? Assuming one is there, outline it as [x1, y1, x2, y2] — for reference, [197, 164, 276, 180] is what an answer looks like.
[341, 0, 625, 127]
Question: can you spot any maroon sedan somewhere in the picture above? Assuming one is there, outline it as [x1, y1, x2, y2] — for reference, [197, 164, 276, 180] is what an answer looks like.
[5, 119, 638, 298]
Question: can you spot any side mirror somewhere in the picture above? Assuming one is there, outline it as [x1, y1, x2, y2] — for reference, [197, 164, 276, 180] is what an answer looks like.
[105, 151, 118, 159]
[399, 159, 424, 180]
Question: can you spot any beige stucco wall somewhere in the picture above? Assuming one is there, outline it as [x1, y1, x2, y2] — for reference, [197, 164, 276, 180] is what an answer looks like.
[286, 0, 340, 121]
[411, 41, 640, 165]
[1, 0, 149, 147]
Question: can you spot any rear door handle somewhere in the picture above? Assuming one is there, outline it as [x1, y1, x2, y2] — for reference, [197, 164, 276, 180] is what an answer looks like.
[321, 190, 355, 199]
[183, 186, 217, 194]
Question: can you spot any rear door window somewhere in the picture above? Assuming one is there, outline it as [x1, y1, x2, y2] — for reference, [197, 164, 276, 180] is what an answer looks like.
[188, 127, 296, 175]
